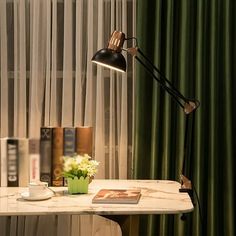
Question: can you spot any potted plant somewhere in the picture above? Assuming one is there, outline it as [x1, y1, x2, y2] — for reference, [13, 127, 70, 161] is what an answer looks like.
[62, 154, 99, 194]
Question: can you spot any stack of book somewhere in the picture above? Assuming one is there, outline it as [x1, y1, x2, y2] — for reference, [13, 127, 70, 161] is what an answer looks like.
[0, 126, 93, 187]
[40, 126, 93, 186]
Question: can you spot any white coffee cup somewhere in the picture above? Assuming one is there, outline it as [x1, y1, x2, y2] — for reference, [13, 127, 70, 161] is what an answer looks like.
[28, 181, 49, 197]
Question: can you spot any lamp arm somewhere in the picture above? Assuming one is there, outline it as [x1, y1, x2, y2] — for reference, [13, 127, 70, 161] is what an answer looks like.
[126, 45, 200, 198]
[126, 47, 200, 114]
[134, 55, 185, 109]
[137, 48, 188, 101]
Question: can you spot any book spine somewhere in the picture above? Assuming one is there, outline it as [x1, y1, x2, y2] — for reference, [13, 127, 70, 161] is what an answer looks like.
[40, 127, 53, 186]
[63, 127, 76, 186]
[7, 139, 19, 187]
[18, 138, 29, 187]
[0, 138, 7, 187]
[0, 139, 2, 187]
[63, 127, 76, 156]
[29, 139, 40, 182]
[76, 126, 93, 157]
[52, 127, 64, 186]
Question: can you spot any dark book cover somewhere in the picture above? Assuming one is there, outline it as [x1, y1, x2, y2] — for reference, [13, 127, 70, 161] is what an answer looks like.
[76, 126, 93, 157]
[40, 127, 53, 186]
[7, 138, 19, 187]
[92, 189, 141, 204]
[52, 127, 64, 186]
[63, 127, 76, 156]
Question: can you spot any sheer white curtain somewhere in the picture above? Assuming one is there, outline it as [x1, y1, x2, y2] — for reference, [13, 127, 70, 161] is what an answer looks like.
[0, 0, 136, 235]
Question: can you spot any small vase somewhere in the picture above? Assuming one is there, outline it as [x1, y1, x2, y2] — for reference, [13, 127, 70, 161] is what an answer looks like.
[67, 176, 89, 194]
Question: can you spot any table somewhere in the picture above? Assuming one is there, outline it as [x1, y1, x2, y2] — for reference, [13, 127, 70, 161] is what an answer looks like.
[0, 180, 194, 235]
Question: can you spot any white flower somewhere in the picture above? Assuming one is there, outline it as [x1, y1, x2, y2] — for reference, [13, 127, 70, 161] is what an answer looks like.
[63, 157, 75, 172]
[62, 154, 99, 179]
[75, 154, 84, 164]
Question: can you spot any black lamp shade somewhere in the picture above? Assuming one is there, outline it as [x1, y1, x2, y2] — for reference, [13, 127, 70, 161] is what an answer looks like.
[91, 48, 126, 73]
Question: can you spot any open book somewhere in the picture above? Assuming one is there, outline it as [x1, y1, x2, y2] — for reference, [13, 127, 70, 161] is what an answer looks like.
[92, 189, 141, 204]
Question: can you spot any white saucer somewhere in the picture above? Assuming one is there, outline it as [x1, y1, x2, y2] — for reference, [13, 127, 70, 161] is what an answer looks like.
[21, 191, 54, 201]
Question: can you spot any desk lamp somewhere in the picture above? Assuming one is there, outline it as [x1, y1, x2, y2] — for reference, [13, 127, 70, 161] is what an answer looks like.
[92, 30, 200, 195]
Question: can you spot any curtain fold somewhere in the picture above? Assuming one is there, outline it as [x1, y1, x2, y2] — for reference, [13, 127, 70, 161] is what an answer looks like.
[29, 0, 47, 138]
[74, 0, 84, 126]
[13, 0, 27, 137]
[44, 0, 52, 127]
[62, 0, 74, 126]
[50, 0, 59, 126]
[95, 0, 105, 179]
[0, 0, 8, 137]
[134, 0, 235, 235]
[223, 1, 234, 236]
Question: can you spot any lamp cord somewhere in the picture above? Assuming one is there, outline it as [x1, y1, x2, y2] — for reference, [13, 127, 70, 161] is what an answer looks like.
[192, 183, 204, 234]
[180, 183, 204, 235]
[181, 110, 204, 234]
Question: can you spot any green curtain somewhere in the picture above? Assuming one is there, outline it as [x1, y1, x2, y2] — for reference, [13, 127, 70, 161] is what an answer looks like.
[134, 0, 235, 235]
